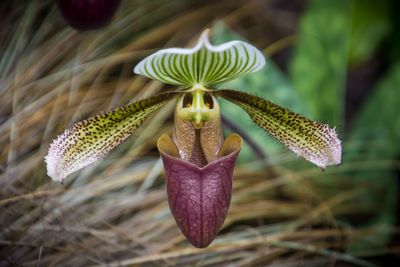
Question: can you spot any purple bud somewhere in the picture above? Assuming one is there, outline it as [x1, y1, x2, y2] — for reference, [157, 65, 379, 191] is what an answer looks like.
[158, 134, 242, 248]
[57, 0, 121, 30]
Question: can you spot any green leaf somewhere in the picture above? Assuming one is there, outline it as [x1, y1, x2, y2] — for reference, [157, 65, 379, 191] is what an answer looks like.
[289, 0, 351, 126]
[45, 92, 180, 182]
[348, 0, 390, 65]
[215, 89, 341, 168]
[212, 22, 307, 161]
[133, 30, 265, 87]
[344, 63, 400, 252]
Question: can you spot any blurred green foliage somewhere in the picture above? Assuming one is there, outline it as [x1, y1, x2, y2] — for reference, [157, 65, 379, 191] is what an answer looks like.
[345, 62, 400, 252]
[289, 0, 350, 126]
[213, 0, 399, 253]
[348, 0, 390, 66]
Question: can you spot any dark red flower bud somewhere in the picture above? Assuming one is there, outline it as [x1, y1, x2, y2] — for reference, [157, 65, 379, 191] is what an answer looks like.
[57, 0, 121, 30]
[158, 134, 242, 248]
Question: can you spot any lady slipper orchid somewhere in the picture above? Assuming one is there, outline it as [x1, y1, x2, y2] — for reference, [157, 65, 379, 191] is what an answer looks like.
[45, 30, 341, 248]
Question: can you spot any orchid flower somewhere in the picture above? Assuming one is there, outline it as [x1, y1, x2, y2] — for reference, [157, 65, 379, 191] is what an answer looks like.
[45, 30, 341, 248]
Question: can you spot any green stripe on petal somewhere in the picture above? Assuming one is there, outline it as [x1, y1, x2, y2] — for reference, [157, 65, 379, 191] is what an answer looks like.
[134, 30, 266, 87]
[215, 89, 341, 168]
[45, 92, 179, 182]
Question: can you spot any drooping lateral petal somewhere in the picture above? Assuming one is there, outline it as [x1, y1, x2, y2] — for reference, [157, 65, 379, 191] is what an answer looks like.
[133, 30, 265, 87]
[215, 89, 341, 168]
[45, 92, 179, 182]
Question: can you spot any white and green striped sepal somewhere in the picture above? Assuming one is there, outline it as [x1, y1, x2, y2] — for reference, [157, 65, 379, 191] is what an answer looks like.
[134, 30, 266, 87]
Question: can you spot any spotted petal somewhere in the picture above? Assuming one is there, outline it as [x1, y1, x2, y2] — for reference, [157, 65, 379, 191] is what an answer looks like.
[215, 89, 341, 168]
[133, 30, 266, 87]
[45, 92, 179, 182]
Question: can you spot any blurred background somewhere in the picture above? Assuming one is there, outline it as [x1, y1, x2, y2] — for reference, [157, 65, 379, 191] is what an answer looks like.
[0, 0, 399, 266]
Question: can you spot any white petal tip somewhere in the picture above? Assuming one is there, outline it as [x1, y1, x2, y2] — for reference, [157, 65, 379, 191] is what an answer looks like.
[45, 154, 64, 182]
[133, 62, 140, 75]
[325, 129, 342, 167]
[199, 29, 211, 46]
[309, 129, 342, 168]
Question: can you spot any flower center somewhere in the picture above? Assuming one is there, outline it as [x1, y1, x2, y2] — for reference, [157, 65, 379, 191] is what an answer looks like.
[173, 87, 223, 166]
[177, 87, 217, 129]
